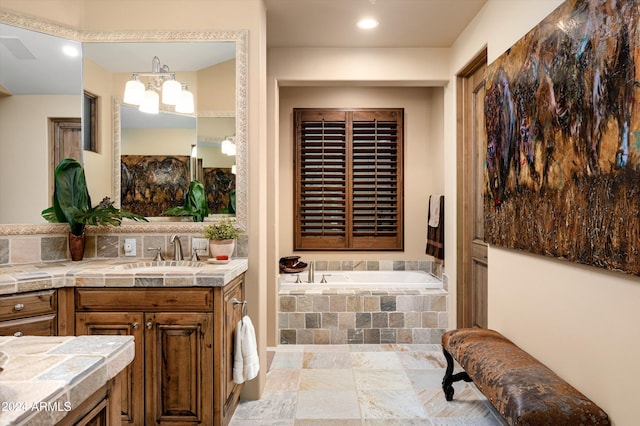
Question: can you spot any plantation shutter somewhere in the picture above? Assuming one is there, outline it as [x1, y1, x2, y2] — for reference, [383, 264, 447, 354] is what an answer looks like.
[294, 108, 404, 251]
[295, 110, 349, 249]
[351, 110, 403, 249]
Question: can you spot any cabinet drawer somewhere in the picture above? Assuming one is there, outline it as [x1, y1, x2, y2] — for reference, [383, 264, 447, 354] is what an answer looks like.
[76, 288, 213, 312]
[0, 314, 57, 336]
[0, 290, 57, 321]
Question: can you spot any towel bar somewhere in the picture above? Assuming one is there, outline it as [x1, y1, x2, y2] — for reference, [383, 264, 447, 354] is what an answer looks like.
[232, 298, 247, 316]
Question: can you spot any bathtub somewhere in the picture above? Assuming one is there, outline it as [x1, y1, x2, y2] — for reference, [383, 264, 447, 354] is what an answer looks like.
[278, 270, 442, 289]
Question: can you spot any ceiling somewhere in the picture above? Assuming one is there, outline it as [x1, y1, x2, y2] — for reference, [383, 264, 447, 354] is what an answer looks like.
[265, 0, 487, 48]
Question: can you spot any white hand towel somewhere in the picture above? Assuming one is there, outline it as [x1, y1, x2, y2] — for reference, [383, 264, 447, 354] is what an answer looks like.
[428, 194, 442, 228]
[241, 315, 260, 381]
[233, 317, 245, 384]
[233, 315, 260, 384]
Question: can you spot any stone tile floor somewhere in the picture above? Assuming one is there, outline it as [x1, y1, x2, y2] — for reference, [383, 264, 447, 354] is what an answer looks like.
[230, 344, 508, 425]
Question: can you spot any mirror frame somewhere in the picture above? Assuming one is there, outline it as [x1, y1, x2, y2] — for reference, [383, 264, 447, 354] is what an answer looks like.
[0, 9, 247, 236]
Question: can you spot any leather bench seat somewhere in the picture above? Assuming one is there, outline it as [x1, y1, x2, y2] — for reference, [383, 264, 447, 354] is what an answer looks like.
[441, 328, 610, 425]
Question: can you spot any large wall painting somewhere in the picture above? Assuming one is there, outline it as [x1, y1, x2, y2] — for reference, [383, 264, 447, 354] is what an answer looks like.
[484, 0, 639, 276]
[121, 155, 190, 217]
[203, 168, 235, 214]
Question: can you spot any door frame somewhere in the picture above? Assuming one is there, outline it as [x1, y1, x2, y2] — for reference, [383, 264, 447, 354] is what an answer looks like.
[456, 49, 487, 328]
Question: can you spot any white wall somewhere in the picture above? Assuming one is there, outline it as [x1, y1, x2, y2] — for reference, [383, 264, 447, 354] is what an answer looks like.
[0, 95, 79, 224]
[448, 1, 640, 424]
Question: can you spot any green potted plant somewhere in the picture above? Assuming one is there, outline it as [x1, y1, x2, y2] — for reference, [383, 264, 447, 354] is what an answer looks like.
[162, 180, 210, 222]
[203, 217, 241, 259]
[42, 158, 147, 261]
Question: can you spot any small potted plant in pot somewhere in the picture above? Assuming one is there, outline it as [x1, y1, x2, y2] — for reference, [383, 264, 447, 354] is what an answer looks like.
[203, 217, 241, 260]
[42, 158, 147, 260]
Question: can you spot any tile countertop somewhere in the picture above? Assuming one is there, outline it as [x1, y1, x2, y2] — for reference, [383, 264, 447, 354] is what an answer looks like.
[0, 258, 248, 295]
[0, 335, 135, 425]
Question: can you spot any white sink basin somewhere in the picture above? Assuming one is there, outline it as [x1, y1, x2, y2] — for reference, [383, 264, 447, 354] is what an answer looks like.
[110, 261, 206, 273]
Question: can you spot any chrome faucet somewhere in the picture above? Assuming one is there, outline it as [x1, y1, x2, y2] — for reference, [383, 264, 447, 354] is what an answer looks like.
[307, 260, 315, 283]
[170, 234, 183, 260]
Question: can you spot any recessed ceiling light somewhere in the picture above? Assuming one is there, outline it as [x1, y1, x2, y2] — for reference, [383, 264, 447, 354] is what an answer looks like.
[357, 18, 379, 30]
[62, 45, 79, 57]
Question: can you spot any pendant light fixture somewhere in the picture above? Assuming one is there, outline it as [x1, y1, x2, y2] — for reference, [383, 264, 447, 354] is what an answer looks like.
[123, 56, 194, 114]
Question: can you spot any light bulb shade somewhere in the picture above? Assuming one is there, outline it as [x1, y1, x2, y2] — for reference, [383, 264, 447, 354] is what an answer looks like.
[175, 87, 195, 114]
[231, 165, 236, 174]
[221, 139, 233, 155]
[139, 88, 159, 114]
[161, 78, 182, 105]
[123, 77, 145, 105]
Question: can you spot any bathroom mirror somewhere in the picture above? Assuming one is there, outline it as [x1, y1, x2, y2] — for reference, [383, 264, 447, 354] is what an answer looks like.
[0, 9, 247, 234]
[0, 20, 83, 225]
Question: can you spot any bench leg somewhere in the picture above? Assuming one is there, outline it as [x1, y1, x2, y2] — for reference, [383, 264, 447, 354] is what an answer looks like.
[442, 348, 473, 401]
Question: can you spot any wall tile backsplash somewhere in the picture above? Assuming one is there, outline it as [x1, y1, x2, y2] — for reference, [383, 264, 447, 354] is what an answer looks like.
[0, 232, 249, 265]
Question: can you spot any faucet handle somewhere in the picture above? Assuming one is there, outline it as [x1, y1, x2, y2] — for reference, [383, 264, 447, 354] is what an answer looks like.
[148, 247, 164, 261]
[320, 274, 331, 284]
[191, 248, 202, 261]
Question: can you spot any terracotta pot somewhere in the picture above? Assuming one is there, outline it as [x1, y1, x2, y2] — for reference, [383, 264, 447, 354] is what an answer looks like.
[209, 239, 235, 258]
[68, 232, 86, 261]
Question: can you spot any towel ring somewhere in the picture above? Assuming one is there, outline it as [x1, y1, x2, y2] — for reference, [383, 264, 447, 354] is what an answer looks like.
[232, 298, 247, 316]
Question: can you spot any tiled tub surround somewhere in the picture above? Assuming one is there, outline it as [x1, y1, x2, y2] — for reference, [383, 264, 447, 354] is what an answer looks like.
[0, 258, 248, 295]
[0, 335, 134, 425]
[279, 261, 447, 345]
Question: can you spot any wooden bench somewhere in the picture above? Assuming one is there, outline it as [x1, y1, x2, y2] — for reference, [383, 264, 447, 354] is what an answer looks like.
[441, 328, 610, 425]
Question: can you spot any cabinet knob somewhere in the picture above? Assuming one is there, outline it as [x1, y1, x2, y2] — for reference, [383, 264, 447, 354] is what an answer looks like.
[146, 321, 153, 330]
[14, 303, 24, 311]
[132, 322, 139, 330]
[13, 331, 23, 337]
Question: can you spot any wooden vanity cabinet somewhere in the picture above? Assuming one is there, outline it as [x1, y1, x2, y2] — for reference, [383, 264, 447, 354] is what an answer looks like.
[0, 289, 57, 336]
[74, 274, 245, 426]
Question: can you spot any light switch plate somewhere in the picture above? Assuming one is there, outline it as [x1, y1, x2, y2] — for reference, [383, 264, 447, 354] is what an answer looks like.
[192, 238, 209, 256]
[124, 238, 136, 256]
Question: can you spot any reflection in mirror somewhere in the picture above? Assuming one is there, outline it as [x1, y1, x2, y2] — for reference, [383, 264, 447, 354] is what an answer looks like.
[0, 10, 247, 234]
[0, 23, 82, 224]
[120, 105, 197, 217]
[84, 40, 237, 221]
[197, 116, 236, 215]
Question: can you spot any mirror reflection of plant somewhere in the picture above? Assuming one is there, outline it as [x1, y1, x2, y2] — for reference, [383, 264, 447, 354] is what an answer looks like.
[203, 217, 241, 240]
[42, 158, 147, 236]
[162, 180, 210, 222]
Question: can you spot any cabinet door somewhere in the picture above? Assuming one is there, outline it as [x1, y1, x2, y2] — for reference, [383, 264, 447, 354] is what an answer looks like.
[76, 312, 144, 426]
[145, 312, 213, 426]
[221, 277, 244, 424]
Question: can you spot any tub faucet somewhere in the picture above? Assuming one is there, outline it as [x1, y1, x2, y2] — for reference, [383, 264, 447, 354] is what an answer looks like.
[170, 235, 183, 260]
[307, 260, 315, 283]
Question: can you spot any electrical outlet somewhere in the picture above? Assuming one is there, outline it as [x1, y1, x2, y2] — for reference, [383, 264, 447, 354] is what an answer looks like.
[124, 238, 136, 256]
[192, 237, 209, 256]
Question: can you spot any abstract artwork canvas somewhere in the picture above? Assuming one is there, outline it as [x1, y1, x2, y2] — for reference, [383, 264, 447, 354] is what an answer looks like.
[484, 0, 639, 276]
[121, 155, 190, 217]
[203, 168, 235, 214]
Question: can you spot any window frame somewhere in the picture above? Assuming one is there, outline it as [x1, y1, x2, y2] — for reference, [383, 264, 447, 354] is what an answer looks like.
[293, 107, 404, 251]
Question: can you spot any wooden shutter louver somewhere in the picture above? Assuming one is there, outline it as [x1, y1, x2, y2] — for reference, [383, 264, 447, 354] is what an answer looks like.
[294, 108, 403, 250]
